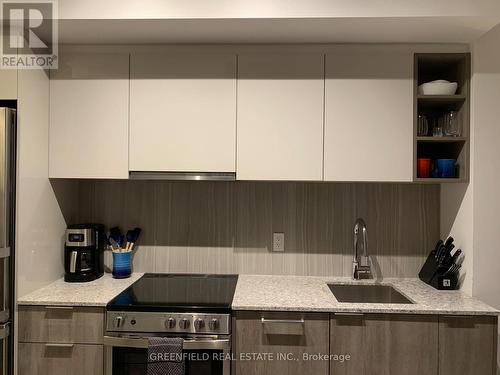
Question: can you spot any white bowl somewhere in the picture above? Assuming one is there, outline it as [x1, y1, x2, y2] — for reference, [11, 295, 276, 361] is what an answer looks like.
[418, 80, 458, 95]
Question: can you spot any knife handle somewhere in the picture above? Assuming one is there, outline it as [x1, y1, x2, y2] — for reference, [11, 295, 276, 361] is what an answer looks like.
[450, 249, 462, 263]
[444, 236, 454, 248]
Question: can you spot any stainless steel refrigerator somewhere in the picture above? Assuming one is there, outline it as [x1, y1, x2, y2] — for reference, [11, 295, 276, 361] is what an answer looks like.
[0, 108, 15, 375]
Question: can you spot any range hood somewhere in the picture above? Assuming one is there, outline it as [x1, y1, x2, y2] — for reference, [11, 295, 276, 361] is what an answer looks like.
[129, 171, 236, 181]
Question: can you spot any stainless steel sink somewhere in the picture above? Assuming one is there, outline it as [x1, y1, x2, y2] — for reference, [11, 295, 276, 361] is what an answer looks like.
[328, 284, 413, 304]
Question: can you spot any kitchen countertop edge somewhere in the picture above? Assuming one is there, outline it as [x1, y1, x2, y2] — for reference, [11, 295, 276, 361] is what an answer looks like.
[17, 272, 144, 307]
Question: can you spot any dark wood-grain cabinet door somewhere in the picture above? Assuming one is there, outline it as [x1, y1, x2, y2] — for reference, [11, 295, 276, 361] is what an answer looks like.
[330, 313, 439, 375]
[234, 311, 329, 375]
[439, 315, 497, 375]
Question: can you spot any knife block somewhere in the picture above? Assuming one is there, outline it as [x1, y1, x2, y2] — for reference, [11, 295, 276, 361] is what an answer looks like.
[418, 250, 459, 290]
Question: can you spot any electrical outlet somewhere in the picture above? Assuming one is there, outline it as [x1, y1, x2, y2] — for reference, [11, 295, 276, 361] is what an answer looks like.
[273, 232, 285, 252]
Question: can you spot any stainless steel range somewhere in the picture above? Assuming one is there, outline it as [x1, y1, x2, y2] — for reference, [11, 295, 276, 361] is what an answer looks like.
[104, 273, 238, 375]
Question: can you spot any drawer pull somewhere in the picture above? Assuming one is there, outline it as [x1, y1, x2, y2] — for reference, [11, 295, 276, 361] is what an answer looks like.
[44, 306, 74, 311]
[261, 318, 305, 324]
[45, 344, 74, 348]
[335, 313, 363, 316]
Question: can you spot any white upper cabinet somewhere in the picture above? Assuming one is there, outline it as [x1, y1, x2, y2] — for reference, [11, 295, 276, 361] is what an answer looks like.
[237, 52, 324, 181]
[129, 52, 237, 173]
[49, 52, 129, 179]
[324, 46, 414, 182]
[0, 70, 17, 99]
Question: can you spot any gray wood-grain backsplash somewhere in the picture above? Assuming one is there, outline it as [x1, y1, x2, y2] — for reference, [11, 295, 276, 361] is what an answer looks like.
[56, 180, 440, 278]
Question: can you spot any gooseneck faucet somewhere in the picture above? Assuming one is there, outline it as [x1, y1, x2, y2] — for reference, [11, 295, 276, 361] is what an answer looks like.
[352, 218, 372, 280]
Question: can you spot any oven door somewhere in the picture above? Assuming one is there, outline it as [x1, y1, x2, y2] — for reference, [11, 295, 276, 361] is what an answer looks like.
[104, 335, 231, 375]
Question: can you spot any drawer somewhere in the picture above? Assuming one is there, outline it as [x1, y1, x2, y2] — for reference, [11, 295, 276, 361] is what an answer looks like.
[18, 343, 103, 375]
[234, 311, 329, 375]
[18, 306, 104, 344]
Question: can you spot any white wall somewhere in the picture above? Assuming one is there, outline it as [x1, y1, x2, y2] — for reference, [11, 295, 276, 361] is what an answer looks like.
[470, 22, 500, 373]
[472, 23, 500, 310]
[440, 183, 474, 294]
[16, 68, 66, 298]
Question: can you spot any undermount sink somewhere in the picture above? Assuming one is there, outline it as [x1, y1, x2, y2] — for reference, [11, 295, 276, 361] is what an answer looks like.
[328, 284, 413, 304]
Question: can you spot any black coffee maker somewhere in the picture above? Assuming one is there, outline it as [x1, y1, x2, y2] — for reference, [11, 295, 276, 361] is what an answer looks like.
[64, 224, 105, 282]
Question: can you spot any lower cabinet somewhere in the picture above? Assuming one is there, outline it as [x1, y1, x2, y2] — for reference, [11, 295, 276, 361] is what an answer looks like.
[234, 312, 497, 375]
[330, 313, 438, 375]
[18, 305, 104, 375]
[439, 315, 497, 375]
[18, 343, 103, 375]
[233, 311, 330, 375]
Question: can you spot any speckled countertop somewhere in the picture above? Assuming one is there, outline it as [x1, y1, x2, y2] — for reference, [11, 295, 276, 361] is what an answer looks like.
[231, 275, 499, 315]
[17, 273, 498, 315]
[17, 273, 144, 307]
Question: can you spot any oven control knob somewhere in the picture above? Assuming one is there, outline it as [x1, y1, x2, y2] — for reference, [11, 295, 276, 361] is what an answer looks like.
[179, 318, 190, 330]
[208, 318, 219, 331]
[114, 316, 124, 328]
[165, 317, 176, 329]
[194, 318, 205, 330]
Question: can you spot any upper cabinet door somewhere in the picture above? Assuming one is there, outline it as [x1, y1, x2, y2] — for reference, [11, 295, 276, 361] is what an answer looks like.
[0, 70, 17, 99]
[324, 47, 413, 182]
[49, 52, 129, 179]
[237, 52, 324, 181]
[129, 53, 237, 173]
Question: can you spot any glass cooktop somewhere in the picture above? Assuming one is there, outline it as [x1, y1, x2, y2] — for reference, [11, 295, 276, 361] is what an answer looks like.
[107, 273, 239, 313]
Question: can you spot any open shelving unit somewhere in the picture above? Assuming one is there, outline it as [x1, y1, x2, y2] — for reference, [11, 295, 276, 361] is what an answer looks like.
[413, 53, 471, 183]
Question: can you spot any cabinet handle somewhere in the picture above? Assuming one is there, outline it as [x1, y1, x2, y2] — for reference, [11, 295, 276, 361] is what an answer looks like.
[45, 343, 74, 348]
[45, 306, 74, 310]
[335, 313, 363, 316]
[261, 318, 305, 324]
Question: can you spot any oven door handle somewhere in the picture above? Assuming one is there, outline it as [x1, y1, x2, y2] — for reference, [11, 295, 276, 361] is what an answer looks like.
[103, 335, 230, 350]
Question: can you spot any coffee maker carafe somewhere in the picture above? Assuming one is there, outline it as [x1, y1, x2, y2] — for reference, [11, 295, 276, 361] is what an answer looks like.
[64, 224, 105, 282]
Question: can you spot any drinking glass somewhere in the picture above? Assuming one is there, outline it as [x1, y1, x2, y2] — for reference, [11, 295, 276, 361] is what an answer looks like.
[417, 115, 429, 136]
[443, 111, 461, 136]
[432, 120, 443, 137]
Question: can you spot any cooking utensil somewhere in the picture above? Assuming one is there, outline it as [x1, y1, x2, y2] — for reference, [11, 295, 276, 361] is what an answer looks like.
[109, 238, 120, 252]
[125, 230, 134, 251]
[118, 235, 125, 250]
[110, 227, 122, 246]
[128, 227, 142, 250]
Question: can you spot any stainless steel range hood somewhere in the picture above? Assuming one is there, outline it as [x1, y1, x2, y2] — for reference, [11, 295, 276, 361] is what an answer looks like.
[129, 171, 236, 181]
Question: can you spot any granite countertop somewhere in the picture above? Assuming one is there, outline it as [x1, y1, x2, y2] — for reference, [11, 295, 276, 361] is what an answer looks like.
[231, 275, 499, 315]
[17, 273, 498, 315]
[17, 273, 144, 307]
